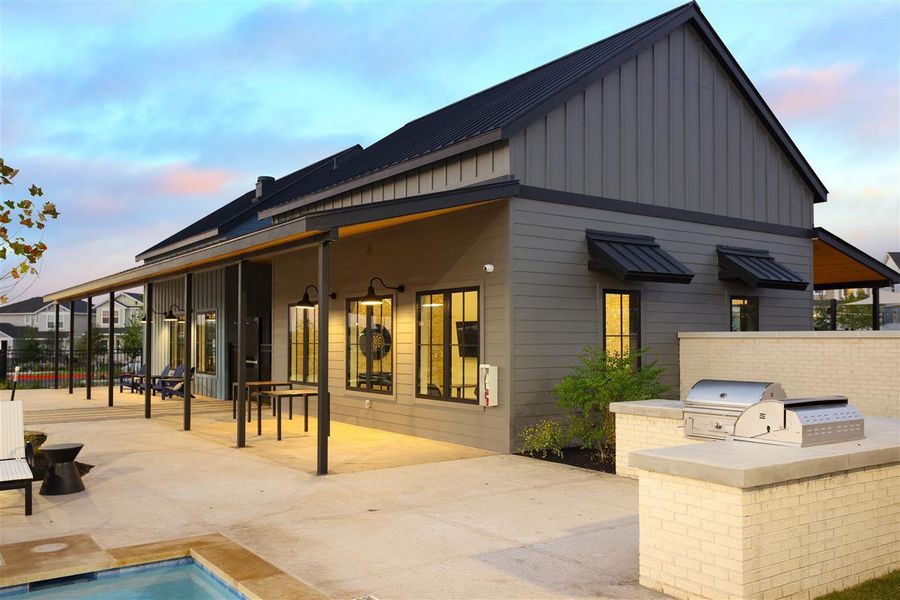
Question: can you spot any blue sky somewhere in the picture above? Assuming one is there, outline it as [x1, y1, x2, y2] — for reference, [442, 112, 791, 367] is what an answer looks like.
[1, 0, 898, 297]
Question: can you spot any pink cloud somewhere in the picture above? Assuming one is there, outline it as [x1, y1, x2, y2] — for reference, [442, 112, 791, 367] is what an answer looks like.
[765, 64, 857, 118]
[155, 163, 240, 196]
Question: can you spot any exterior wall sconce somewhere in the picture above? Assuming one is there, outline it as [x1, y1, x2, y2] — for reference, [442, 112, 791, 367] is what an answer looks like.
[360, 277, 405, 306]
[296, 285, 336, 310]
[142, 303, 183, 323]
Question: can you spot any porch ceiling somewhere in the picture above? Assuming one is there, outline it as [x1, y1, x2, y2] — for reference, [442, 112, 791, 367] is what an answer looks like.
[813, 227, 900, 290]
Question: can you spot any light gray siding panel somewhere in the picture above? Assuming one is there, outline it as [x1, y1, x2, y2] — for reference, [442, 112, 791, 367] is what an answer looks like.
[509, 197, 812, 440]
[509, 23, 816, 229]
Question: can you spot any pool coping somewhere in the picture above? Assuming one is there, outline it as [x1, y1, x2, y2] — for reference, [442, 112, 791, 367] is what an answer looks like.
[0, 533, 325, 599]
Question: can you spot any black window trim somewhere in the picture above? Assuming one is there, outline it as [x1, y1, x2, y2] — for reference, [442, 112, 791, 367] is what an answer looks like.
[415, 286, 481, 405]
[346, 294, 394, 395]
[287, 302, 317, 385]
[195, 309, 217, 375]
[602, 289, 642, 360]
[729, 295, 760, 332]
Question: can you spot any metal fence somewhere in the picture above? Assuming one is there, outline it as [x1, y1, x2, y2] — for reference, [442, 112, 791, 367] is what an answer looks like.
[813, 299, 878, 331]
[0, 346, 141, 389]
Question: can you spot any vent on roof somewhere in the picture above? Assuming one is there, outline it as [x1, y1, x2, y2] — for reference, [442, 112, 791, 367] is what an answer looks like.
[255, 176, 275, 202]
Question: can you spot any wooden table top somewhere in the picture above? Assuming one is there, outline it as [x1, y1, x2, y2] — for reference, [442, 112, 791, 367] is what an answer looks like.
[259, 389, 318, 397]
[244, 381, 292, 388]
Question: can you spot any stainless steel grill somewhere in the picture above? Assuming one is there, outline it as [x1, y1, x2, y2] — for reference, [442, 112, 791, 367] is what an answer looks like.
[683, 379, 865, 446]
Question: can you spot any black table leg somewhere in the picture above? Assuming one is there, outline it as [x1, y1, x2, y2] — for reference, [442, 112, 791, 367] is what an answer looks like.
[304, 396, 309, 432]
[257, 393, 262, 436]
[277, 396, 282, 441]
[289, 397, 293, 420]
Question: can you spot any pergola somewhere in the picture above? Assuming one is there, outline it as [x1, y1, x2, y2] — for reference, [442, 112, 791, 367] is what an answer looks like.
[43, 180, 516, 475]
[812, 227, 900, 330]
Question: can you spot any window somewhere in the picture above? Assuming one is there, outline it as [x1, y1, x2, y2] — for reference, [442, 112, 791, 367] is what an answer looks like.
[730, 296, 759, 332]
[289, 305, 318, 384]
[196, 311, 217, 374]
[604, 290, 640, 357]
[168, 318, 185, 367]
[416, 288, 480, 403]
[346, 296, 393, 393]
[99, 309, 120, 325]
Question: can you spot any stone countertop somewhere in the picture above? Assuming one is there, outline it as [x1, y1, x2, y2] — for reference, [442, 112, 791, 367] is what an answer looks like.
[609, 399, 683, 419]
[629, 417, 900, 488]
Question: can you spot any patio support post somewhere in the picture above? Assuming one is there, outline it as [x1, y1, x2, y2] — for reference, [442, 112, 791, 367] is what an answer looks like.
[829, 299, 837, 331]
[872, 287, 880, 331]
[67, 300, 75, 394]
[86, 296, 93, 399]
[53, 303, 60, 389]
[183, 272, 193, 431]
[236, 261, 247, 447]
[316, 239, 331, 475]
[144, 282, 153, 418]
[108, 291, 115, 407]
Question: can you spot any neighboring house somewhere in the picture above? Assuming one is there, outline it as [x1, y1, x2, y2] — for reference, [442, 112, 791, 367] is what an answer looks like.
[44, 3, 900, 453]
[0, 297, 88, 349]
[91, 291, 144, 349]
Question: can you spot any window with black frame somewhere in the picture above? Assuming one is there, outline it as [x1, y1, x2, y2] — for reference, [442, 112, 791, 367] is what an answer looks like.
[347, 296, 393, 393]
[168, 318, 185, 367]
[730, 296, 759, 332]
[289, 305, 318, 384]
[604, 290, 640, 357]
[196, 311, 217, 374]
[416, 288, 480, 403]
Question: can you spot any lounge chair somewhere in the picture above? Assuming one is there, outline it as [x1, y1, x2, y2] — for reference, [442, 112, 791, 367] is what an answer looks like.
[140, 364, 170, 395]
[162, 367, 195, 400]
[119, 365, 146, 393]
[155, 364, 183, 398]
[0, 395, 35, 516]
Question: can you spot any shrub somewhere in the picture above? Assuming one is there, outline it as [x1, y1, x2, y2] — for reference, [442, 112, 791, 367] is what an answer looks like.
[552, 347, 668, 458]
[520, 419, 567, 459]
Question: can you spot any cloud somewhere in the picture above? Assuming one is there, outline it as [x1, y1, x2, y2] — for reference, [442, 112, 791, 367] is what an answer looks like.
[155, 164, 240, 196]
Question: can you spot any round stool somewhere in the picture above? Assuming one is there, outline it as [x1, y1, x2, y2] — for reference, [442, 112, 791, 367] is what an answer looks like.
[40, 443, 85, 495]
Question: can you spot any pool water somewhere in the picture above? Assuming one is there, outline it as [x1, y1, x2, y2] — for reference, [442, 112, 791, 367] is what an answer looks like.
[11, 558, 243, 599]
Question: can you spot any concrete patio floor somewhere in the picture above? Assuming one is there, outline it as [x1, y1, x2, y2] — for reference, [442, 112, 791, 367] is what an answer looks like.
[1, 388, 664, 599]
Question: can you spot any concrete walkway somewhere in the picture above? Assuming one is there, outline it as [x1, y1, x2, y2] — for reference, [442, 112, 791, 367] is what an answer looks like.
[1, 390, 663, 599]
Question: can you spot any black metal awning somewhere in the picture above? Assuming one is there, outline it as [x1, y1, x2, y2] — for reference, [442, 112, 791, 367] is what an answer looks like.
[586, 230, 694, 284]
[717, 245, 809, 290]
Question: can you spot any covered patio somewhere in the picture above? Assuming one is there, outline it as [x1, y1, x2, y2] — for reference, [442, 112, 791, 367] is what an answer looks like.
[42, 180, 517, 475]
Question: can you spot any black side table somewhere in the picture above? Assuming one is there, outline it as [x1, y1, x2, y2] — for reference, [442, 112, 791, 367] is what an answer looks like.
[40, 443, 85, 495]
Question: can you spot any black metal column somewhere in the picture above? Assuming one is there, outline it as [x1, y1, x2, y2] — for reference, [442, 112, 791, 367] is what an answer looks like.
[53, 303, 60, 389]
[872, 287, 880, 331]
[67, 300, 75, 394]
[829, 298, 838, 331]
[108, 291, 115, 407]
[144, 283, 153, 418]
[317, 240, 331, 475]
[183, 273, 193, 431]
[236, 261, 247, 447]
[86, 296, 93, 399]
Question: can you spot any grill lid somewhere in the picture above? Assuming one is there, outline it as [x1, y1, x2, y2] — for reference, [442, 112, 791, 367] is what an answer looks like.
[685, 379, 786, 411]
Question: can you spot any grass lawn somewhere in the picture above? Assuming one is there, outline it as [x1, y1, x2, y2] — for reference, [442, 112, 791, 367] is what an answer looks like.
[818, 571, 900, 600]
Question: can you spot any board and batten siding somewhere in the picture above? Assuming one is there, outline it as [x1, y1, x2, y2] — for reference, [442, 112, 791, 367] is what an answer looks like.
[147, 267, 229, 399]
[275, 142, 510, 222]
[509, 197, 812, 440]
[509, 23, 814, 229]
[271, 202, 512, 452]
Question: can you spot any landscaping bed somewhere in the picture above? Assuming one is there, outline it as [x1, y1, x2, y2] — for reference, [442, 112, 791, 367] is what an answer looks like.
[519, 446, 615, 474]
[24, 429, 94, 481]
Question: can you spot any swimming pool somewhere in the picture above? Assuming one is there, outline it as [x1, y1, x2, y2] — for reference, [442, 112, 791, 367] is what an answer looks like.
[1, 558, 245, 599]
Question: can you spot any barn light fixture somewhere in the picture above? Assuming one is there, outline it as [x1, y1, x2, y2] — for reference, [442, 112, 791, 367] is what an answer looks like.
[360, 277, 404, 306]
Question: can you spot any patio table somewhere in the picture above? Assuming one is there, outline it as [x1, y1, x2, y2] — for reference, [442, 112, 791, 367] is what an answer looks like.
[260, 389, 317, 440]
[232, 381, 293, 435]
[39, 443, 85, 496]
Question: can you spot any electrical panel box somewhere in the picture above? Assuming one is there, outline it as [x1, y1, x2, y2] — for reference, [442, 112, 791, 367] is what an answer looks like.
[478, 364, 498, 407]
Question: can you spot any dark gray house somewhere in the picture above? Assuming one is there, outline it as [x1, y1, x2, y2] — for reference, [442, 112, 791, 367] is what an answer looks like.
[45, 2, 897, 464]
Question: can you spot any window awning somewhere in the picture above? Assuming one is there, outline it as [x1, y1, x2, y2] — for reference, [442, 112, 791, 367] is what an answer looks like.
[716, 245, 809, 290]
[586, 230, 694, 284]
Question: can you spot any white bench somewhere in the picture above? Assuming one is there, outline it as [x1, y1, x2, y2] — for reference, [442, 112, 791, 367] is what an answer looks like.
[1, 398, 34, 515]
